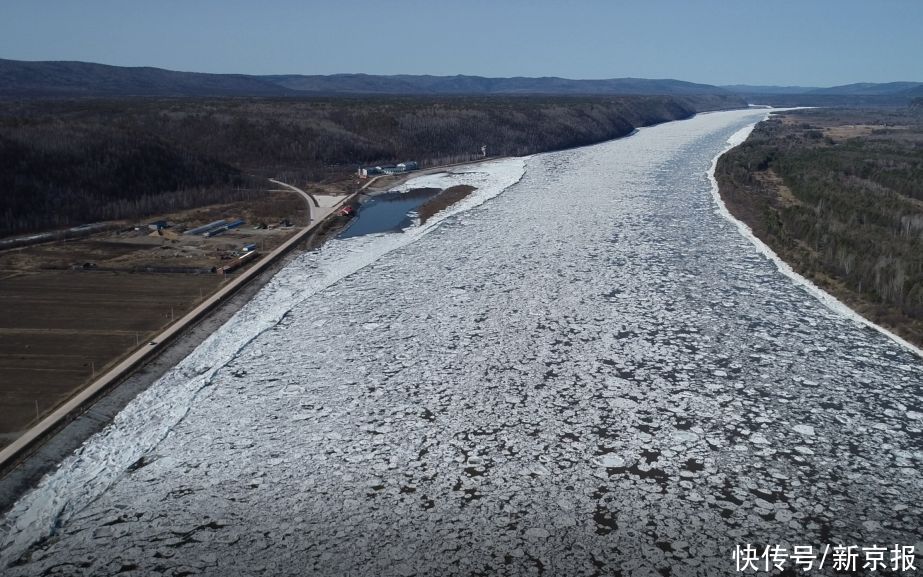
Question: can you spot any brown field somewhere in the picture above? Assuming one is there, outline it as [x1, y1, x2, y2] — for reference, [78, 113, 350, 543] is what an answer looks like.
[174, 189, 310, 229]
[0, 189, 310, 448]
[0, 271, 222, 444]
[822, 124, 909, 141]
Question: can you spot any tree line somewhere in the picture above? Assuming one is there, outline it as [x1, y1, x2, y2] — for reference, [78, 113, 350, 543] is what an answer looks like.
[715, 108, 923, 345]
[0, 94, 739, 236]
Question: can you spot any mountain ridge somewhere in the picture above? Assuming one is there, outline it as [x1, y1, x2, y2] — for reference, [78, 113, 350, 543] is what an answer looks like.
[264, 73, 730, 95]
[0, 59, 732, 98]
[0, 59, 293, 97]
[5, 58, 919, 103]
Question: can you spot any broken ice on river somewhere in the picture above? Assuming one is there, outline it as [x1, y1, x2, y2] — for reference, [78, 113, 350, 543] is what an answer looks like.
[2, 109, 921, 577]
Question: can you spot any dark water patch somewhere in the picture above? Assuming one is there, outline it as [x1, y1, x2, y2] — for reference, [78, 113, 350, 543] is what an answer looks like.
[593, 505, 618, 535]
[637, 422, 658, 435]
[601, 462, 670, 490]
[750, 486, 790, 505]
[684, 458, 704, 472]
[673, 418, 693, 431]
[339, 188, 441, 238]
[655, 541, 673, 553]
[641, 449, 661, 464]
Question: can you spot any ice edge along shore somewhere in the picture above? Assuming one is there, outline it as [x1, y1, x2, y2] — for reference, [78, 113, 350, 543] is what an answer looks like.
[0, 158, 528, 563]
[708, 112, 923, 359]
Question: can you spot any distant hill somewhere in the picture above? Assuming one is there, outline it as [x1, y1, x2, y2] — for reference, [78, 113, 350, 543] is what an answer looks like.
[724, 81, 923, 106]
[266, 74, 730, 96]
[808, 81, 922, 96]
[723, 82, 923, 97]
[0, 59, 293, 97]
[721, 84, 819, 94]
[0, 59, 732, 98]
[3, 59, 920, 104]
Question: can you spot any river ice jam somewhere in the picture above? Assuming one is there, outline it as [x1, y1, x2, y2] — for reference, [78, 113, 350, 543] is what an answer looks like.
[2, 110, 921, 576]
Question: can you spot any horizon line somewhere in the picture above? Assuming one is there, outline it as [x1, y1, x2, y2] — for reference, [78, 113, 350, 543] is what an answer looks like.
[2, 56, 921, 90]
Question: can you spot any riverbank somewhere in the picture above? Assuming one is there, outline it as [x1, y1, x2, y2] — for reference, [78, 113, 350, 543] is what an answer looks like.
[714, 107, 923, 350]
[6, 109, 921, 576]
[0, 196, 361, 513]
[0, 188, 314, 447]
[0, 95, 754, 508]
[0, 145, 523, 499]
[1, 94, 744, 237]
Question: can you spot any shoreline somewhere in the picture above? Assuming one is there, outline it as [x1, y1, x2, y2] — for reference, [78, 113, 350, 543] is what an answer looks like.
[0, 155, 528, 552]
[0, 110, 716, 512]
[0, 154, 507, 498]
[708, 114, 923, 359]
[359, 155, 509, 195]
[0, 214, 353, 515]
[0, 110, 737, 553]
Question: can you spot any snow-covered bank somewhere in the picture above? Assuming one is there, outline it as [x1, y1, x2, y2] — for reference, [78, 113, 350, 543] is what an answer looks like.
[708, 117, 923, 359]
[0, 157, 526, 563]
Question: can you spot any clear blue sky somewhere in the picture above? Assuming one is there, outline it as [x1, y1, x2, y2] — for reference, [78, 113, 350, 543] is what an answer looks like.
[1, 0, 921, 86]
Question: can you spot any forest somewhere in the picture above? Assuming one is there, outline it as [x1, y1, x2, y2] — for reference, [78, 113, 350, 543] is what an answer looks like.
[716, 107, 923, 345]
[0, 93, 742, 236]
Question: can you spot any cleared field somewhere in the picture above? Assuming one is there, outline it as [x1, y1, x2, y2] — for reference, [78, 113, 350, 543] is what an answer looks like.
[0, 271, 223, 444]
[0, 190, 315, 449]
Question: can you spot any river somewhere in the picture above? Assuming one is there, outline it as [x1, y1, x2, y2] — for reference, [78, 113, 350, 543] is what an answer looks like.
[2, 109, 921, 576]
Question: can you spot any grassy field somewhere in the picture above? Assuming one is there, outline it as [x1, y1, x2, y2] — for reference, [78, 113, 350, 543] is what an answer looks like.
[716, 107, 923, 346]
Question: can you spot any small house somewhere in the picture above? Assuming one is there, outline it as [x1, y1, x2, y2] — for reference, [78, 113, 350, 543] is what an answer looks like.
[358, 166, 384, 178]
